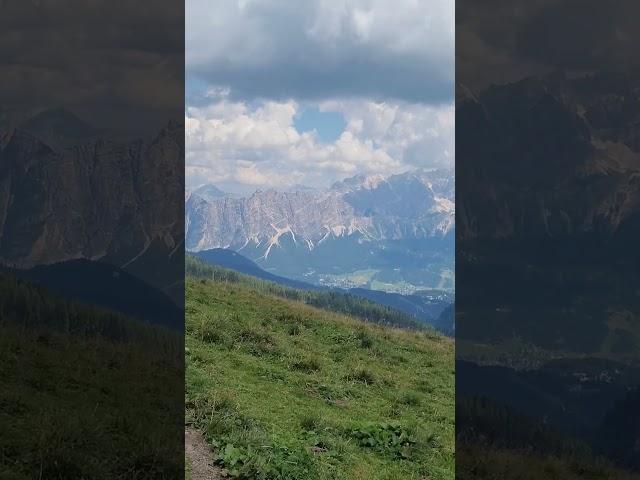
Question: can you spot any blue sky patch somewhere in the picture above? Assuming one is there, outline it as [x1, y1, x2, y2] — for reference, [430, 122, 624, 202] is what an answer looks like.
[294, 106, 346, 143]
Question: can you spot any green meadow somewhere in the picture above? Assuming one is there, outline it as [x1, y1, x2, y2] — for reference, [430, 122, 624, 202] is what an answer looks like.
[185, 276, 454, 479]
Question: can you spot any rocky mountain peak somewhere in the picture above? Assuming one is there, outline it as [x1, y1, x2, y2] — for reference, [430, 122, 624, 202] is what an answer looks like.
[21, 107, 98, 150]
[0, 120, 183, 299]
[191, 184, 227, 203]
[457, 72, 640, 240]
[185, 169, 455, 254]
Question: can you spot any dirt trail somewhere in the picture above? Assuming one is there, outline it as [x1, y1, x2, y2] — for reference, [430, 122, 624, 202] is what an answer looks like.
[185, 427, 223, 480]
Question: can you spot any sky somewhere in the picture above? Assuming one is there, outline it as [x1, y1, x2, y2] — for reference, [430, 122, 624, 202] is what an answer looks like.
[186, 0, 454, 194]
[456, 0, 640, 90]
[0, 0, 183, 137]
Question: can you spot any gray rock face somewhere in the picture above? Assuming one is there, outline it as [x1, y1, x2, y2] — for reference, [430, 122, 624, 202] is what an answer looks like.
[185, 169, 455, 256]
[456, 74, 640, 241]
[0, 116, 184, 295]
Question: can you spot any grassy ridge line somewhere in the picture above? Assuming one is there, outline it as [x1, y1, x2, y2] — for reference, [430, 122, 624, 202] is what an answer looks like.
[186, 277, 454, 479]
[186, 254, 437, 333]
[0, 272, 182, 356]
[0, 273, 183, 479]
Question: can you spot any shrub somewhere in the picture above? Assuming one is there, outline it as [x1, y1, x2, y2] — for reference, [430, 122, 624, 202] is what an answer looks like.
[287, 324, 301, 336]
[291, 357, 322, 373]
[345, 368, 375, 385]
[299, 414, 322, 432]
[347, 423, 417, 459]
[236, 329, 278, 356]
[399, 391, 421, 406]
[356, 330, 373, 349]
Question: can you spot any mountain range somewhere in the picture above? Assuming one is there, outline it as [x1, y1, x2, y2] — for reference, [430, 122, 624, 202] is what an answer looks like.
[457, 72, 640, 358]
[456, 71, 640, 469]
[0, 108, 184, 306]
[185, 169, 454, 293]
[457, 72, 640, 241]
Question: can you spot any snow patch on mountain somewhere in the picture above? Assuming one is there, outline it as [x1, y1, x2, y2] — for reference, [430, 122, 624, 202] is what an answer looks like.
[263, 224, 297, 259]
[185, 169, 455, 256]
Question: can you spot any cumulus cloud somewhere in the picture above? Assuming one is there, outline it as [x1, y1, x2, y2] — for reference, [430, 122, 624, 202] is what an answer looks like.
[186, 97, 453, 193]
[186, 0, 453, 103]
[0, 0, 183, 135]
[186, 0, 454, 193]
[321, 99, 454, 168]
[456, 0, 640, 91]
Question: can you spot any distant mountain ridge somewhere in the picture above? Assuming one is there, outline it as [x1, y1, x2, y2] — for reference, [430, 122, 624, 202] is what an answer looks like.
[189, 184, 228, 203]
[193, 249, 316, 290]
[457, 73, 640, 241]
[0, 108, 184, 302]
[457, 72, 640, 358]
[0, 259, 182, 329]
[186, 169, 455, 292]
[186, 169, 454, 254]
[21, 107, 99, 148]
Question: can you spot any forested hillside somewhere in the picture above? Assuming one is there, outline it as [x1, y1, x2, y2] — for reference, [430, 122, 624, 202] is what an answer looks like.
[191, 249, 453, 333]
[186, 255, 434, 332]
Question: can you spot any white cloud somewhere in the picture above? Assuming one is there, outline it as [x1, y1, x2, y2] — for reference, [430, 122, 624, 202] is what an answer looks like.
[319, 99, 454, 168]
[186, 97, 453, 193]
[186, 0, 454, 193]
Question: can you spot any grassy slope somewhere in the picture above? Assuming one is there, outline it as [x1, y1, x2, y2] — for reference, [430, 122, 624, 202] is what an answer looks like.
[185, 255, 431, 332]
[458, 445, 640, 480]
[0, 328, 183, 479]
[0, 273, 183, 479]
[186, 278, 454, 480]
